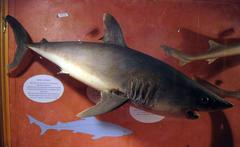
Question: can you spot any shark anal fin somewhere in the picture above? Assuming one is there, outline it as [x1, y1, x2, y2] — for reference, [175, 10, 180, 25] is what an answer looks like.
[76, 90, 128, 118]
[206, 58, 217, 64]
[102, 13, 126, 47]
[208, 40, 223, 51]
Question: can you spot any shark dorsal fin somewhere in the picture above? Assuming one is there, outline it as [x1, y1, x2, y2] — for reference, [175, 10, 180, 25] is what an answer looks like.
[208, 40, 223, 50]
[102, 13, 126, 47]
[41, 38, 48, 43]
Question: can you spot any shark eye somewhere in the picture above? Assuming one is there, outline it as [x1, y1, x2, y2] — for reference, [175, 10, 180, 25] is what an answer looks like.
[201, 97, 210, 104]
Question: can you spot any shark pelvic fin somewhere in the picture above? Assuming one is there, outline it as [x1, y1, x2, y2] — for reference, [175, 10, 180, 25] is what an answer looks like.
[102, 13, 126, 47]
[76, 90, 128, 118]
[208, 40, 223, 51]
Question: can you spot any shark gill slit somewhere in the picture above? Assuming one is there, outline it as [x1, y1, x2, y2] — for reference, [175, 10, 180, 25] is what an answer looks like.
[126, 78, 158, 106]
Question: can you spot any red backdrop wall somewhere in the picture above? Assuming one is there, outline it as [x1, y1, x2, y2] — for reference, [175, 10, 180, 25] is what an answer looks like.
[8, 0, 240, 147]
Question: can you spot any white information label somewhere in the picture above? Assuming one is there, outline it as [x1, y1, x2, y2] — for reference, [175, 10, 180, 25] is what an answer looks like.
[129, 106, 165, 123]
[57, 12, 69, 18]
[23, 75, 64, 103]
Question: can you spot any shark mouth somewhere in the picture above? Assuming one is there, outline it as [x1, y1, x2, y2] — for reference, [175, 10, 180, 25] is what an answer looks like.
[186, 109, 200, 119]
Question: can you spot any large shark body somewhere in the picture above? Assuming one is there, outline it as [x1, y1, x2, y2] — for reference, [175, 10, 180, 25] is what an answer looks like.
[6, 14, 232, 120]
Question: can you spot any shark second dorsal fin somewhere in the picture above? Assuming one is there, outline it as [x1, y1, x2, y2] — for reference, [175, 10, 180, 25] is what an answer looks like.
[102, 13, 126, 47]
[208, 40, 223, 51]
[41, 38, 48, 43]
[76, 90, 128, 118]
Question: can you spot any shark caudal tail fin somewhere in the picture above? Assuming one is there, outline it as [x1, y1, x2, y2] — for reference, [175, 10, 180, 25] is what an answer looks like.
[5, 15, 34, 76]
[161, 45, 191, 66]
[27, 115, 50, 135]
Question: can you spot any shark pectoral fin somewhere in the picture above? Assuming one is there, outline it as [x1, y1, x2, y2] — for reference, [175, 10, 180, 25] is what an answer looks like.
[206, 58, 217, 64]
[208, 40, 223, 51]
[76, 90, 128, 118]
[102, 13, 126, 47]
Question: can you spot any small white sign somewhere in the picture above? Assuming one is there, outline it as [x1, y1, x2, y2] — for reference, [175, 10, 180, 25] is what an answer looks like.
[129, 106, 165, 123]
[23, 75, 64, 103]
[57, 12, 69, 18]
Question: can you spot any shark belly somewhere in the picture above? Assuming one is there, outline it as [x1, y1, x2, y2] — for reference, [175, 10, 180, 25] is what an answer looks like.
[29, 44, 124, 91]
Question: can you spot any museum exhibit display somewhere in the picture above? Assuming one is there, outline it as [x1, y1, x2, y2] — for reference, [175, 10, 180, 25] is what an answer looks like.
[0, 0, 240, 147]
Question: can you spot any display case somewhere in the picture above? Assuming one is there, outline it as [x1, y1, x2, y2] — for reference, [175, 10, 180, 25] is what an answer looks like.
[1, 0, 240, 147]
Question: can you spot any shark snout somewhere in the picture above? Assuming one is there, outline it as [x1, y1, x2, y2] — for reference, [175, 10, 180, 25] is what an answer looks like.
[216, 100, 233, 109]
[213, 98, 233, 110]
[196, 94, 233, 111]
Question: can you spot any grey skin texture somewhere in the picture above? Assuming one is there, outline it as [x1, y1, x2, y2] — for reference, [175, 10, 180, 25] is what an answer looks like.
[161, 40, 240, 65]
[6, 14, 233, 120]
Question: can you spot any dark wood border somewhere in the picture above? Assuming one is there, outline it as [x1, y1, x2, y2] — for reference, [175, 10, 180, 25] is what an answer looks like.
[0, 0, 11, 147]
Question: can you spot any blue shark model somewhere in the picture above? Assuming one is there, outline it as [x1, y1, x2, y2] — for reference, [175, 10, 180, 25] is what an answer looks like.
[27, 115, 132, 139]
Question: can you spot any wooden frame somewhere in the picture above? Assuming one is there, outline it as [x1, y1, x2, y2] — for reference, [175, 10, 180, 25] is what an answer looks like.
[0, 0, 11, 147]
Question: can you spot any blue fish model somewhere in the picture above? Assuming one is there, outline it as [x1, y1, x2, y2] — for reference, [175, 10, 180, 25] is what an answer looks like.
[27, 115, 132, 139]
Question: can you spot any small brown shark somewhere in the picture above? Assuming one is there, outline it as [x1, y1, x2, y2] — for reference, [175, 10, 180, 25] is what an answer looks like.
[194, 76, 240, 100]
[6, 14, 233, 120]
[161, 40, 240, 65]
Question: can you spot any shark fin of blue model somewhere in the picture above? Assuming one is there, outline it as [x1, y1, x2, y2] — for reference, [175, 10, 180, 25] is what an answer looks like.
[92, 135, 103, 140]
[76, 91, 128, 118]
[103, 13, 126, 47]
[27, 115, 49, 135]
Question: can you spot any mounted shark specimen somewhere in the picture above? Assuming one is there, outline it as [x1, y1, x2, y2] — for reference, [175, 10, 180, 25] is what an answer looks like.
[161, 40, 240, 65]
[6, 14, 233, 120]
